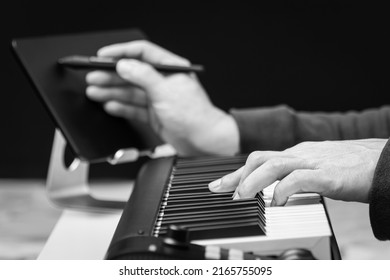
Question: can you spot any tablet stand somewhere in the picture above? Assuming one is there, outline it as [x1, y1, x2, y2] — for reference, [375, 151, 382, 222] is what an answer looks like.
[46, 129, 126, 211]
[46, 129, 177, 211]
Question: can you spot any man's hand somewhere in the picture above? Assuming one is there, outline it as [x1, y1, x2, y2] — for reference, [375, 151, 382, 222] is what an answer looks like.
[85, 40, 239, 156]
[209, 139, 387, 205]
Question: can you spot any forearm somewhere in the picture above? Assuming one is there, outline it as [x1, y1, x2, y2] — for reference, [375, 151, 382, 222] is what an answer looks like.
[230, 104, 390, 152]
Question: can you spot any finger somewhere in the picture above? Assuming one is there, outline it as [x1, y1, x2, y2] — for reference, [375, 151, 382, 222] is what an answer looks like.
[98, 40, 189, 65]
[235, 157, 314, 199]
[86, 86, 147, 106]
[103, 101, 149, 123]
[271, 170, 326, 206]
[86, 71, 128, 86]
[239, 151, 287, 186]
[208, 166, 244, 193]
[116, 59, 165, 91]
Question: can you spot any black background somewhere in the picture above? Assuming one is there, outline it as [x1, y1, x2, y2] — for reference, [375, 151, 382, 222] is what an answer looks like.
[1, 1, 388, 178]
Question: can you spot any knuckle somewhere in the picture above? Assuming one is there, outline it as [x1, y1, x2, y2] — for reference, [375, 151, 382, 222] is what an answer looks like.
[264, 158, 285, 171]
[111, 88, 124, 99]
[96, 88, 111, 98]
[293, 141, 312, 149]
[134, 40, 158, 57]
[246, 151, 262, 164]
[131, 39, 149, 49]
[135, 62, 154, 76]
[126, 90, 140, 104]
[287, 170, 308, 192]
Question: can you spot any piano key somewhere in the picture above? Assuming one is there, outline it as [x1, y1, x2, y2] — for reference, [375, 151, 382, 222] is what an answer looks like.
[159, 208, 259, 222]
[168, 186, 214, 193]
[171, 176, 226, 185]
[175, 155, 247, 167]
[162, 198, 258, 209]
[173, 163, 243, 175]
[157, 206, 264, 219]
[160, 212, 261, 227]
[163, 196, 227, 203]
[161, 200, 259, 214]
[159, 221, 264, 240]
[164, 193, 233, 201]
[168, 183, 210, 189]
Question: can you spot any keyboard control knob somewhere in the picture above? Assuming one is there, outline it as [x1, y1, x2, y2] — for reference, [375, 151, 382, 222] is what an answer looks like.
[278, 248, 316, 260]
[163, 225, 189, 248]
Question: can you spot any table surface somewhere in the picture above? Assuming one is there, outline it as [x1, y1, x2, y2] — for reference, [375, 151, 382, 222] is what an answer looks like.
[1, 179, 390, 260]
[38, 181, 132, 260]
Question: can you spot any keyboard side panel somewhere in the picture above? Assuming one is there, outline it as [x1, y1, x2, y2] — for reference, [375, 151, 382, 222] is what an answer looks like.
[108, 157, 175, 247]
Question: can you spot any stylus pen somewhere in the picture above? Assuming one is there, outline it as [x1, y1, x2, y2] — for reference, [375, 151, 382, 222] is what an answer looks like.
[58, 55, 204, 73]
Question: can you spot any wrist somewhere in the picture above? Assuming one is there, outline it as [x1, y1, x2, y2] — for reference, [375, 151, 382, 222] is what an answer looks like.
[191, 109, 240, 156]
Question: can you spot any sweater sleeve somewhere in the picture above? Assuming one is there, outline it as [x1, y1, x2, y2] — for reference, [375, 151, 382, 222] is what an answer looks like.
[230, 104, 390, 153]
[369, 138, 390, 241]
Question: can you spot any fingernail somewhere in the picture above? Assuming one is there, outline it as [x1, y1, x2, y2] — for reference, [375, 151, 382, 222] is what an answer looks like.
[232, 191, 241, 200]
[117, 59, 140, 71]
[116, 59, 143, 79]
[208, 178, 221, 191]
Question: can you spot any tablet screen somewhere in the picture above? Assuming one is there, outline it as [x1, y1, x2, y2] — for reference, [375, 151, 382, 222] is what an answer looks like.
[12, 28, 162, 162]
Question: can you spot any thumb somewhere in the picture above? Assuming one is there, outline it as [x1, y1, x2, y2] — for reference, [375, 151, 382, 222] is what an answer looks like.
[116, 59, 164, 91]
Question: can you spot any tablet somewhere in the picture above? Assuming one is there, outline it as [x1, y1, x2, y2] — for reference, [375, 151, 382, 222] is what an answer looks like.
[11, 28, 162, 163]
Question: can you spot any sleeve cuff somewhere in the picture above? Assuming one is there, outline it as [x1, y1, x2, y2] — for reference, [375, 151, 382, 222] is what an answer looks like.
[369, 137, 390, 240]
[230, 105, 296, 153]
